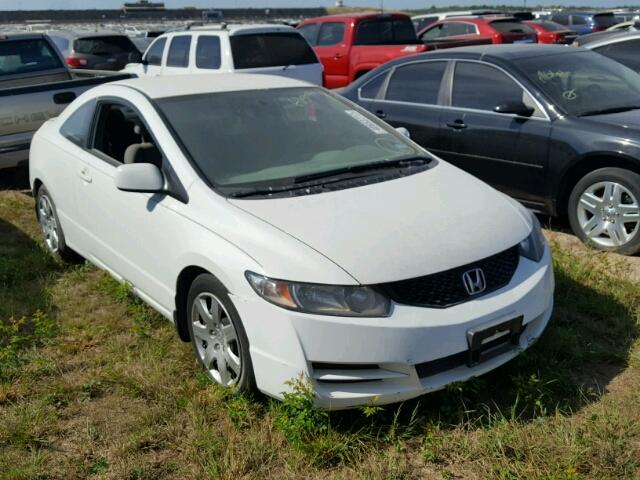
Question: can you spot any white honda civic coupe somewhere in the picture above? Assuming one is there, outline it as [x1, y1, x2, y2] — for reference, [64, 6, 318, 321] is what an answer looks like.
[30, 74, 554, 409]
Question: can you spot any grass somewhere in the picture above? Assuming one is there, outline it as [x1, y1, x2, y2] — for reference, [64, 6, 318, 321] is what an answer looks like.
[1, 189, 639, 480]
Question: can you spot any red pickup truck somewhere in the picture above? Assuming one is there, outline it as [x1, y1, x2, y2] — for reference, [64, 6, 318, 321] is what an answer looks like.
[297, 13, 428, 88]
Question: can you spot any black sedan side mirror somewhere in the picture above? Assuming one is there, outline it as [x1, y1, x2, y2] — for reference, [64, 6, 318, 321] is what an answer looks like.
[494, 101, 535, 117]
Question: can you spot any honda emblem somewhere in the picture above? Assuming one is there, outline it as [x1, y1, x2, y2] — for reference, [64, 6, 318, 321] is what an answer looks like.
[462, 268, 487, 296]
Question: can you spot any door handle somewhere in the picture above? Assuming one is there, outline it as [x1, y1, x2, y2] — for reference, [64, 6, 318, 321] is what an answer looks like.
[53, 91, 77, 105]
[333, 53, 343, 60]
[78, 167, 92, 183]
[375, 110, 386, 119]
[446, 120, 467, 130]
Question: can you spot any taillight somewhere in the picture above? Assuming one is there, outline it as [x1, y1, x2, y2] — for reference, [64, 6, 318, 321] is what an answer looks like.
[555, 33, 566, 44]
[492, 32, 504, 44]
[592, 25, 606, 32]
[65, 57, 88, 68]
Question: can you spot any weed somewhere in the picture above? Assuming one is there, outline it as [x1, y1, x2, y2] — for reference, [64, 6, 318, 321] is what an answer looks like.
[89, 456, 109, 475]
[273, 375, 329, 448]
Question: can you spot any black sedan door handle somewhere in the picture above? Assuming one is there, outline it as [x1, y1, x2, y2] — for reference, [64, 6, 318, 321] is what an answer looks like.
[375, 110, 386, 119]
[446, 120, 467, 130]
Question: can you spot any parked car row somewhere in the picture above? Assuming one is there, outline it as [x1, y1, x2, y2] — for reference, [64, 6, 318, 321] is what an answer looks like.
[3, 13, 640, 410]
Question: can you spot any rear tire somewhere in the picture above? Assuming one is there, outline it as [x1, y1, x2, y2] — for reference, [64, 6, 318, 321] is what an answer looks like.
[186, 274, 255, 394]
[568, 167, 640, 255]
[36, 185, 82, 262]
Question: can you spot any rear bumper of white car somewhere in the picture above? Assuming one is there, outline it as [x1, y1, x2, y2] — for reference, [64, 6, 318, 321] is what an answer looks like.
[232, 246, 554, 410]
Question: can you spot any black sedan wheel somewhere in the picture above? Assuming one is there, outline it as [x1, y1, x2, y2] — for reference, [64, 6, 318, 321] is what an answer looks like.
[569, 168, 640, 255]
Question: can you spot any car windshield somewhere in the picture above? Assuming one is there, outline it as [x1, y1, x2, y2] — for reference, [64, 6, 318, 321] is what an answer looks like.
[156, 87, 423, 190]
[517, 51, 640, 116]
[0, 38, 63, 76]
[74, 36, 138, 55]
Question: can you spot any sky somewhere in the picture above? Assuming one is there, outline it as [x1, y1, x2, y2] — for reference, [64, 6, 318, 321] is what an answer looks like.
[0, 0, 629, 8]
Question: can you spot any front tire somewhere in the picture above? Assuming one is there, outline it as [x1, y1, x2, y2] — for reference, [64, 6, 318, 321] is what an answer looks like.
[36, 186, 81, 262]
[568, 168, 640, 255]
[186, 274, 255, 394]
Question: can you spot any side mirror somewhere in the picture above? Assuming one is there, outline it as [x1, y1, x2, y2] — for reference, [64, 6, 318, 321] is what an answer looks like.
[494, 101, 535, 117]
[395, 126, 411, 138]
[115, 163, 164, 193]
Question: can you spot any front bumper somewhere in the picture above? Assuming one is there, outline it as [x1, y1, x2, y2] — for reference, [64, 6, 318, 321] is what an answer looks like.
[231, 247, 554, 410]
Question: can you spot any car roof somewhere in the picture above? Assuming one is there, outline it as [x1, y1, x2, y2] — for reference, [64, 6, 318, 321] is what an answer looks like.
[0, 32, 48, 40]
[386, 44, 586, 64]
[579, 29, 640, 46]
[113, 73, 311, 100]
[303, 12, 408, 22]
[558, 11, 613, 16]
[169, 23, 296, 35]
[45, 30, 126, 39]
[435, 16, 518, 24]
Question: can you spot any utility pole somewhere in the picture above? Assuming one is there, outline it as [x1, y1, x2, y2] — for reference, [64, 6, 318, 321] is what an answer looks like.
[380, 0, 384, 13]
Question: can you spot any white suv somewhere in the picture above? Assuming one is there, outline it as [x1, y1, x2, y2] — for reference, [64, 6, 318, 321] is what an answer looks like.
[124, 24, 323, 85]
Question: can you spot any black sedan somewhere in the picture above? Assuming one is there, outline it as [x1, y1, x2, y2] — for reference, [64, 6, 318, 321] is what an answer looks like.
[340, 45, 640, 255]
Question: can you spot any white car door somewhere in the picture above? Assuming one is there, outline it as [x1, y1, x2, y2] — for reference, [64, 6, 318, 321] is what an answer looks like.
[72, 92, 195, 315]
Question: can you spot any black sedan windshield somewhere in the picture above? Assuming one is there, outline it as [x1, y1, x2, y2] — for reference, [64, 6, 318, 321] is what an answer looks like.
[156, 87, 421, 188]
[518, 51, 640, 116]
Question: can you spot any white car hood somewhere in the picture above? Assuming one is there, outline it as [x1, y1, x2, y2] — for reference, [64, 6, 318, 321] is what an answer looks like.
[228, 161, 532, 284]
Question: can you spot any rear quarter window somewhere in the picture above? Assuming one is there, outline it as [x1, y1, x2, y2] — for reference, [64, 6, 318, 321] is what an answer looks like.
[230, 32, 317, 69]
[0, 38, 63, 76]
[60, 100, 95, 147]
[355, 17, 419, 45]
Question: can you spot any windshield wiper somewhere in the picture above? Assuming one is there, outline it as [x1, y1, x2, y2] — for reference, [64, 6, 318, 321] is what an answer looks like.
[226, 183, 310, 199]
[578, 105, 640, 117]
[291, 157, 431, 184]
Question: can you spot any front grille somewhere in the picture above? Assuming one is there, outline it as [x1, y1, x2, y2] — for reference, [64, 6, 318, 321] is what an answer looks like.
[377, 246, 519, 308]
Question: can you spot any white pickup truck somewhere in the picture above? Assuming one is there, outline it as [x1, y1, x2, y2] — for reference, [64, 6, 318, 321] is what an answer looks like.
[124, 23, 323, 85]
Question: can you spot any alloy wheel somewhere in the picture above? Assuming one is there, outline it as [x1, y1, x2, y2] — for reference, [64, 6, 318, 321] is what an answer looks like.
[190, 292, 242, 387]
[38, 194, 60, 253]
[577, 181, 640, 248]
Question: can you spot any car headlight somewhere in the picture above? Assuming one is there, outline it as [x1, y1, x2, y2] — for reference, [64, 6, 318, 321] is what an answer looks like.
[245, 272, 390, 317]
[518, 213, 546, 262]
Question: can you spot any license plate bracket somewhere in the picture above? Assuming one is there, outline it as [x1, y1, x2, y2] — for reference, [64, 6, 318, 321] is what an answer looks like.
[466, 316, 524, 367]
